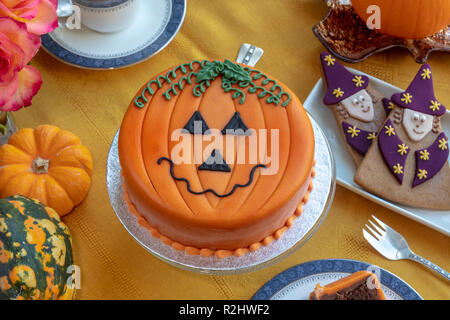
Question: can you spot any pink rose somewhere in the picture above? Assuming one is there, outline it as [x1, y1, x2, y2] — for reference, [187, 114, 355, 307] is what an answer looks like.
[0, 17, 42, 111]
[0, 0, 58, 35]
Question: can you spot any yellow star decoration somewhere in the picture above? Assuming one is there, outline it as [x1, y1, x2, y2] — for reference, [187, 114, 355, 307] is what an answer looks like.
[421, 68, 432, 80]
[347, 126, 360, 138]
[333, 88, 344, 98]
[393, 163, 403, 175]
[324, 55, 336, 66]
[397, 144, 409, 156]
[401, 93, 412, 104]
[438, 138, 448, 150]
[367, 132, 377, 140]
[352, 75, 365, 87]
[419, 149, 430, 161]
[388, 102, 395, 110]
[384, 125, 396, 136]
[429, 100, 441, 112]
[417, 169, 428, 180]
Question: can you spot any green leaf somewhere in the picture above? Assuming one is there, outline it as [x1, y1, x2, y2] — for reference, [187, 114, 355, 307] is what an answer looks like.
[0, 124, 7, 136]
[223, 60, 252, 83]
[195, 61, 222, 83]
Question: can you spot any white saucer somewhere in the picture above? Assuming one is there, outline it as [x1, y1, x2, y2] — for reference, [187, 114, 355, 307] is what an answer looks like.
[41, 0, 186, 69]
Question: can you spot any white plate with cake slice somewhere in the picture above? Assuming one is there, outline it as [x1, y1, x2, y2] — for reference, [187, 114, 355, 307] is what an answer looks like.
[303, 70, 450, 236]
[251, 259, 422, 300]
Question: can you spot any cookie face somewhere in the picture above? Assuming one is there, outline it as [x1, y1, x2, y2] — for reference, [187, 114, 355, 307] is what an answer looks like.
[402, 109, 433, 142]
[340, 90, 374, 123]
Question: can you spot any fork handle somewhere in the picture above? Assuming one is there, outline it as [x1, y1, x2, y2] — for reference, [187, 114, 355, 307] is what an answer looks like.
[408, 252, 450, 281]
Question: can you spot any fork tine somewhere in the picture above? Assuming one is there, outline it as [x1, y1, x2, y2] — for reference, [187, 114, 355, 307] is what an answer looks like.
[371, 215, 388, 230]
[368, 219, 386, 237]
[363, 229, 381, 249]
[364, 224, 380, 240]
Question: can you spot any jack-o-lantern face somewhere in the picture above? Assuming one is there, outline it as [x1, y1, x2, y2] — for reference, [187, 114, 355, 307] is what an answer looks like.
[158, 109, 271, 198]
[118, 59, 315, 251]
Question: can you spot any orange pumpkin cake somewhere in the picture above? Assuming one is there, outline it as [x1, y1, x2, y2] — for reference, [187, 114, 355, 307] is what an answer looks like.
[118, 59, 315, 258]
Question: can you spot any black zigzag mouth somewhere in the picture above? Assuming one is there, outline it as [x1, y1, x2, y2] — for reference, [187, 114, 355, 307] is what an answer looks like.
[157, 157, 266, 198]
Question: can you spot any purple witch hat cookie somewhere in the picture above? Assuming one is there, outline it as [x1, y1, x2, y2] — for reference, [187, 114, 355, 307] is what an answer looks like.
[319, 52, 388, 166]
[354, 63, 450, 210]
[391, 64, 446, 117]
[320, 51, 369, 106]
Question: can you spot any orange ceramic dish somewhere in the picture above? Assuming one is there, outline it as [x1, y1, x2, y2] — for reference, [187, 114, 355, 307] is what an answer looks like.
[310, 271, 386, 300]
[118, 59, 315, 258]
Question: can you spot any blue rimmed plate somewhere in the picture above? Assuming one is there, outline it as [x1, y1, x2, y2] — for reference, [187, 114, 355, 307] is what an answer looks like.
[251, 259, 422, 300]
[41, 0, 186, 69]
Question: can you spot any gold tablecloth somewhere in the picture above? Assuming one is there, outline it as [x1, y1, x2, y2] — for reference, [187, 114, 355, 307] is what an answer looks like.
[14, 0, 449, 299]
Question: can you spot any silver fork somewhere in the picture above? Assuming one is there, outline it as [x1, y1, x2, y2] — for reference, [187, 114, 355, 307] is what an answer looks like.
[363, 215, 449, 281]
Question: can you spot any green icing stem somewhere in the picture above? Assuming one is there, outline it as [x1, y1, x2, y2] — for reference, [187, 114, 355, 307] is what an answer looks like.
[134, 60, 206, 108]
[134, 60, 291, 108]
[244, 68, 291, 107]
[193, 80, 211, 97]
[163, 71, 197, 100]
[221, 80, 246, 105]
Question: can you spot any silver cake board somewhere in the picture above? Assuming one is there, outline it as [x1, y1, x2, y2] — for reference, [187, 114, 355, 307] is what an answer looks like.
[106, 113, 336, 275]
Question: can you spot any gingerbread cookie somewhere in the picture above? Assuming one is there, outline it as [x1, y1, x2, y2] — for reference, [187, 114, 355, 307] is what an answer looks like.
[354, 64, 450, 210]
[320, 52, 387, 165]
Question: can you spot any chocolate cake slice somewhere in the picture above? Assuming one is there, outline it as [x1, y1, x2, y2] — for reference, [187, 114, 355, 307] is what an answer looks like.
[310, 271, 386, 300]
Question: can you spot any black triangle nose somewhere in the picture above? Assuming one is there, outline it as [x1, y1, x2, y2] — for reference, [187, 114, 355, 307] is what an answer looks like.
[198, 149, 231, 172]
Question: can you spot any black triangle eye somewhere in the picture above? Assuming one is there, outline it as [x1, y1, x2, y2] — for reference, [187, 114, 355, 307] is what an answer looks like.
[221, 112, 251, 135]
[198, 149, 231, 172]
[183, 111, 210, 134]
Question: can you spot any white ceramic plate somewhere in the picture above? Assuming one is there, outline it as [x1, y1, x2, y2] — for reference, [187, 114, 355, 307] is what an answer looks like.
[303, 68, 450, 236]
[252, 259, 422, 300]
[41, 0, 186, 69]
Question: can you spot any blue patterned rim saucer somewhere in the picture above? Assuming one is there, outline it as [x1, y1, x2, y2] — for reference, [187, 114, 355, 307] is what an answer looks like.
[42, 0, 186, 69]
[252, 259, 422, 300]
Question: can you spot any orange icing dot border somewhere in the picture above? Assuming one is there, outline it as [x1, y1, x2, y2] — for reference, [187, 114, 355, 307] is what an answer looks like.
[121, 162, 316, 259]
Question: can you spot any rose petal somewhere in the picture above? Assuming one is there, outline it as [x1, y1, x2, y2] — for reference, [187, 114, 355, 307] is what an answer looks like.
[0, 2, 28, 22]
[2, 0, 28, 7]
[0, 17, 40, 63]
[0, 72, 19, 109]
[23, 0, 58, 35]
[0, 65, 42, 112]
[0, 0, 57, 35]
[0, 33, 25, 84]
[11, 0, 42, 20]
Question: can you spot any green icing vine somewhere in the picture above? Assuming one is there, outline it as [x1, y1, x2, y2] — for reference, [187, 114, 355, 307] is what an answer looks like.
[134, 60, 206, 108]
[134, 59, 291, 108]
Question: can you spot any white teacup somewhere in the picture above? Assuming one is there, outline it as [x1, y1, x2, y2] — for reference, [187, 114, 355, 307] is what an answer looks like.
[73, 0, 139, 33]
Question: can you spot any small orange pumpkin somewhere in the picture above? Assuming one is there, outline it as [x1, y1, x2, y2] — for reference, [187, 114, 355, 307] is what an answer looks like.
[0, 125, 93, 216]
[352, 0, 450, 39]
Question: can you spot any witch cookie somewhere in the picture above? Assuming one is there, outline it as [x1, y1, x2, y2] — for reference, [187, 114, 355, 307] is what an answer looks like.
[354, 64, 450, 210]
[320, 52, 387, 165]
